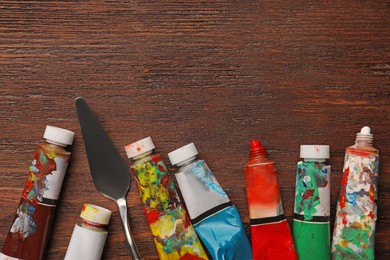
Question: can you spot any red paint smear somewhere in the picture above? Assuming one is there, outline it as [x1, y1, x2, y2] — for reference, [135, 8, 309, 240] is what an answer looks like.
[251, 219, 297, 260]
[151, 155, 161, 163]
[179, 253, 205, 260]
[347, 148, 373, 158]
[145, 208, 160, 224]
[341, 212, 348, 225]
[158, 164, 166, 173]
[245, 163, 281, 206]
[183, 213, 191, 229]
[370, 185, 375, 202]
[161, 175, 169, 186]
[323, 180, 328, 187]
[302, 189, 314, 199]
[339, 167, 350, 209]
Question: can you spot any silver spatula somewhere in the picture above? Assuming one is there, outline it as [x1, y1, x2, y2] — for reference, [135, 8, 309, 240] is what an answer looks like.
[75, 97, 141, 259]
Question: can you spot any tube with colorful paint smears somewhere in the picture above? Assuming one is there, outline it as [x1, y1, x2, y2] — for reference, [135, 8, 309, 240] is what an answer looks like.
[293, 145, 331, 260]
[124, 137, 208, 260]
[243, 140, 297, 260]
[168, 143, 252, 260]
[331, 126, 379, 259]
[0, 126, 74, 260]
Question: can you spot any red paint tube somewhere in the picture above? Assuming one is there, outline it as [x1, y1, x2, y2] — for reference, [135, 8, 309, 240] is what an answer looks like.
[243, 140, 297, 260]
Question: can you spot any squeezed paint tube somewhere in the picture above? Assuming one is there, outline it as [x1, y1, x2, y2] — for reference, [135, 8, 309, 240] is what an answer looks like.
[0, 126, 74, 260]
[243, 140, 297, 260]
[332, 127, 379, 259]
[293, 145, 331, 260]
[168, 143, 252, 260]
[124, 137, 208, 260]
[65, 204, 111, 260]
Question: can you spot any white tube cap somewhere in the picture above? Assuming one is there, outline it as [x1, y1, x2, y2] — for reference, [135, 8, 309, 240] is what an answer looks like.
[300, 145, 330, 161]
[80, 204, 111, 225]
[43, 125, 75, 147]
[168, 142, 198, 166]
[124, 136, 155, 159]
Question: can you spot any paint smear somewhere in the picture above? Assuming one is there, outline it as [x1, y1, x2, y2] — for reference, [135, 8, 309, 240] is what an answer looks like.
[295, 162, 330, 220]
[13, 148, 56, 239]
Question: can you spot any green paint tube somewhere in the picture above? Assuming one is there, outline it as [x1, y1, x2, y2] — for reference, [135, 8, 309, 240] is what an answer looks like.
[293, 145, 331, 260]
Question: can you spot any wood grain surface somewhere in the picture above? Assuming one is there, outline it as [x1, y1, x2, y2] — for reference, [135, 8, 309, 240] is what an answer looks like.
[0, 1, 389, 259]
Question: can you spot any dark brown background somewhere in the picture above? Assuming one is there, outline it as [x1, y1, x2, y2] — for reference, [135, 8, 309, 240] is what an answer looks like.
[0, 1, 389, 259]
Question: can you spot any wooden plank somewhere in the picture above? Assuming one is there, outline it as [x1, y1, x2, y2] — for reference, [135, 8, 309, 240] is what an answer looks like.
[0, 1, 389, 259]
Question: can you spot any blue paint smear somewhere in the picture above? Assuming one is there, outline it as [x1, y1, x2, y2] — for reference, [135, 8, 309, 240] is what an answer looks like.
[191, 161, 228, 198]
[194, 206, 252, 260]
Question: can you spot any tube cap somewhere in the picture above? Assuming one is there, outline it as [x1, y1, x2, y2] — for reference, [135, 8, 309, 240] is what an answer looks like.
[80, 204, 111, 225]
[124, 136, 155, 159]
[43, 125, 75, 147]
[168, 143, 198, 166]
[300, 145, 330, 160]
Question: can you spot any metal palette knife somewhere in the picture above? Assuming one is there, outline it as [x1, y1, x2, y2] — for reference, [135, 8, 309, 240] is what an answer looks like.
[75, 97, 141, 260]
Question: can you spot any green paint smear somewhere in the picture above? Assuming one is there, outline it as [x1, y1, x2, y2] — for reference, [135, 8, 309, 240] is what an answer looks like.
[295, 161, 327, 220]
[39, 149, 49, 164]
[133, 159, 178, 211]
[342, 225, 370, 247]
[332, 224, 374, 260]
[161, 211, 197, 254]
[333, 245, 373, 260]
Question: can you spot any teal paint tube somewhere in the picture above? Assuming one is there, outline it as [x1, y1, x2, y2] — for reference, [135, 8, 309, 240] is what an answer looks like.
[168, 143, 252, 260]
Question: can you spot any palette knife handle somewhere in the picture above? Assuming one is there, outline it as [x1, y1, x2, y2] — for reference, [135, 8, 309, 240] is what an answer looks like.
[117, 198, 142, 260]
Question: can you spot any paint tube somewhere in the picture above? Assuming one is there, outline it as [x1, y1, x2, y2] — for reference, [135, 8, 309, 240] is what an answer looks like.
[168, 143, 252, 260]
[124, 137, 208, 260]
[0, 126, 74, 260]
[293, 145, 331, 260]
[65, 204, 111, 260]
[243, 140, 297, 260]
[331, 126, 379, 259]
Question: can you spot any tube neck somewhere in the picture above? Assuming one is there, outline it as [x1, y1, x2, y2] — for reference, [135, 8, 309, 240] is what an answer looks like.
[355, 126, 373, 147]
[249, 140, 267, 159]
[46, 139, 67, 147]
[81, 221, 105, 231]
[131, 150, 153, 161]
[177, 156, 197, 167]
[303, 158, 326, 162]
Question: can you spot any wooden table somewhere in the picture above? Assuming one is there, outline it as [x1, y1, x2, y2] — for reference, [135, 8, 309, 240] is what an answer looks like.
[1, 1, 389, 259]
